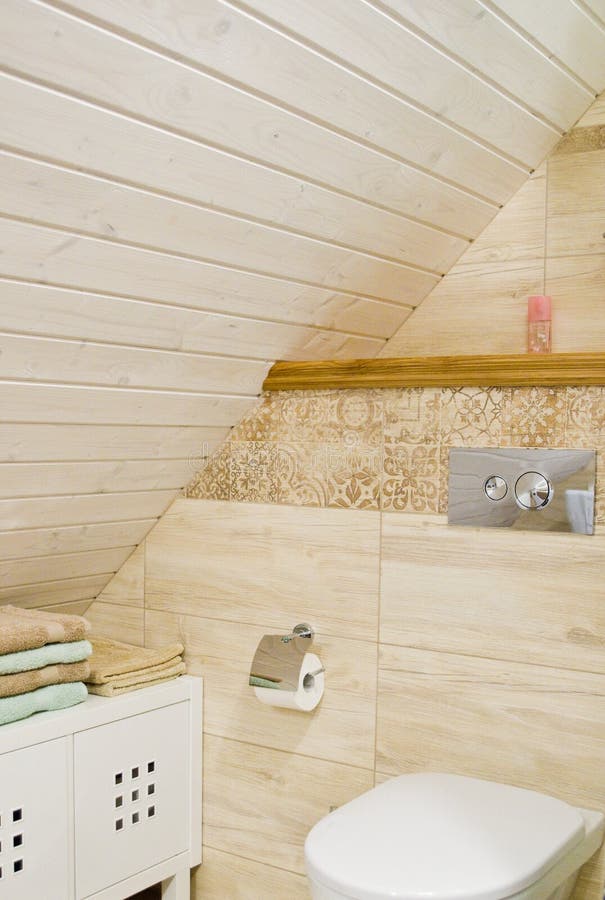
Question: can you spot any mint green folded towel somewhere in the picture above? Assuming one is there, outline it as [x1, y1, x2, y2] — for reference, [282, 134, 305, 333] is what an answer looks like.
[0, 640, 92, 675]
[0, 682, 88, 726]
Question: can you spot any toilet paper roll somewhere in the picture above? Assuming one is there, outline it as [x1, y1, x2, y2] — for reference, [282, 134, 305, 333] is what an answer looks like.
[253, 651, 324, 712]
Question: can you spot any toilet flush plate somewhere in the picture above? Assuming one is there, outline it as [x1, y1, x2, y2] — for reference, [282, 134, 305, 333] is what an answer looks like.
[448, 448, 595, 534]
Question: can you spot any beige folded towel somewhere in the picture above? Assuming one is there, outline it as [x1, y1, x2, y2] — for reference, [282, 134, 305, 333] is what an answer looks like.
[0, 605, 91, 655]
[87, 661, 187, 696]
[87, 638, 184, 684]
[0, 660, 91, 698]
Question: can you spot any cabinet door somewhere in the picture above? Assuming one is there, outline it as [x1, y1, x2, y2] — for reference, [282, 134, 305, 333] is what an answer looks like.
[74, 701, 189, 898]
[0, 738, 71, 900]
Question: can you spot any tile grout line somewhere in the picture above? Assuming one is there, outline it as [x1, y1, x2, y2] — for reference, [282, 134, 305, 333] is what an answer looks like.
[373, 401, 386, 785]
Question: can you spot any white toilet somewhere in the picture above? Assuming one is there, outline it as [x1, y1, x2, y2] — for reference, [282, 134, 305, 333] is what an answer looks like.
[305, 773, 604, 900]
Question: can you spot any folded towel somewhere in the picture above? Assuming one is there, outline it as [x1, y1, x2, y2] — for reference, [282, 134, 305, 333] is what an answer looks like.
[0, 682, 88, 726]
[87, 638, 184, 684]
[0, 661, 90, 698]
[0, 640, 92, 675]
[0, 606, 90, 654]
[87, 663, 186, 697]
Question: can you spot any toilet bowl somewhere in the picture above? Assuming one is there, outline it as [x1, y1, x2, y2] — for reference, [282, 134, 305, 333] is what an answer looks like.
[305, 773, 604, 900]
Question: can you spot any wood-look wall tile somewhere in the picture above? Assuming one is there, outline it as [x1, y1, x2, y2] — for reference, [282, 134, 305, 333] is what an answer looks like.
[45, 600, 93, 617]
[203, 734, 373, 874]
[95, 543, 145, 607]
[376, 644, 605, 812]
[85, 600, 144, 646]
[191, 848, 308, 900]
[145, 609, 377, 769]
[145, 500, 380, 641]
[380, 514, 605, 673]
[547, 149, 605, 258]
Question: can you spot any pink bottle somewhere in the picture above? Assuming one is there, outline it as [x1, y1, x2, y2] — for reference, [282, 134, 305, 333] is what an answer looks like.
[528, 295, 552, 353]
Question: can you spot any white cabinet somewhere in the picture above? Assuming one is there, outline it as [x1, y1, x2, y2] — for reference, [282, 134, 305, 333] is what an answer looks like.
[0, 738, 71, 900]
[0, 677, 202, 900]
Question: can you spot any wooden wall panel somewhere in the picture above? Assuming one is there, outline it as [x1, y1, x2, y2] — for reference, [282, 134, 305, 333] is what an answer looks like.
[2, 0, 602, 606]
[146, 608, 377, 769]
[382, 93, 605, 357]
[203, 734, 373, 875]
[92, 485, 605, 899]
[191, 847, 308, 900]
[380, 515, 605, 674]
[144, 500, 381, 642]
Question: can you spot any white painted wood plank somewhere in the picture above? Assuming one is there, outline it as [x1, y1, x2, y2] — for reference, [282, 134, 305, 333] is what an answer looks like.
[228, 0, 558, 166]
[0, 382, 254, 426]
[0, 150, 461, 280]
[0, 219, 401, 345]
[0, 573, 110, 607]
[583, 0, 605, 26]
[1, 519, 155, 560]
[0, 547, 134, 589]
[0, 75, 478, 262]
[0, 460, 197, 498]
[489, 0, 605, 92]
[0, 424, 228, 462]
[51, 0, 526, 202]
[0, 7, 496, 236]
[0, 157, 440, 307]
[0, 332, 265, 394]
[0, 279, 392, 358]
[0, 491, 176, 530]
[377, 0, 593, 128]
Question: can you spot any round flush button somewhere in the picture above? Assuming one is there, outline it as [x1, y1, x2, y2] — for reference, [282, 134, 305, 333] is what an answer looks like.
[484, 475, 508, 501]
[515, 471, 552, 509]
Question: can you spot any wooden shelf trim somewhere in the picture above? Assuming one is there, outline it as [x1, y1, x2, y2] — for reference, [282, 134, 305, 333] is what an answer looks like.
[263, 353, 605, 391]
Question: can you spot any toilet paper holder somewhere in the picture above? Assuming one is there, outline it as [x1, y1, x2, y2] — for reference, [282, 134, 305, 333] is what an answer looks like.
[249, 623, 325, 691]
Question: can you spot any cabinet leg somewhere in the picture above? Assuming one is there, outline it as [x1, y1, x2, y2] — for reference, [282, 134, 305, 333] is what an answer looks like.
[161, 866, 190, 900]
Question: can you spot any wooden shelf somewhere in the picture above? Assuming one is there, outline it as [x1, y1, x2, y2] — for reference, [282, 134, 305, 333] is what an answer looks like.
[263, 353, 605, 391]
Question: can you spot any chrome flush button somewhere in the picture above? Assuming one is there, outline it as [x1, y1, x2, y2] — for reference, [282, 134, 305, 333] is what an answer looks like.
[515, 471, 552, 510]
[484, 475, 508, 501]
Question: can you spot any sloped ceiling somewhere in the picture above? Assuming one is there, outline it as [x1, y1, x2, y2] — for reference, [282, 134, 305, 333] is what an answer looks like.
[1, 0, 604, 606]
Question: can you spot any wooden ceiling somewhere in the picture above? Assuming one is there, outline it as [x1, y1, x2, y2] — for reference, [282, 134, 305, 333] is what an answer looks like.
[1, 0, 604, 606]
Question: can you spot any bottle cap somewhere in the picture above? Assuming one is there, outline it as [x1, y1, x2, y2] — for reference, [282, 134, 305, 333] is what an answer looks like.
[528, 295, 552, 321]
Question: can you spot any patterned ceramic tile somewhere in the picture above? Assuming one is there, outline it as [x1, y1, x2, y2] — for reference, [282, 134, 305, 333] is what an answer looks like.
[383, 388, 440, 445]
[280, 390, 382, 446]
[382, 444, 440, 513]
[501, 387, 567, 447]
[229, 395, 280, 442]
[276, 443, 328, 507]
[566, 387, 605, 437]
[230, 442, 278, 504]
[437, 444, 451, 515]
[279, 392, 335, 442]
[185, 443, 231, 500]
[553, 124, 605, 155]
[326, 446, 381, 510]
[187, 385, 603, 518]
[325, 391, 384, 447]
[440, 387, 502, 446]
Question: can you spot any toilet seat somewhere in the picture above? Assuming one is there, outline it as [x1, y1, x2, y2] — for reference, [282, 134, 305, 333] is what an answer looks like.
[305, 773, 587, 900]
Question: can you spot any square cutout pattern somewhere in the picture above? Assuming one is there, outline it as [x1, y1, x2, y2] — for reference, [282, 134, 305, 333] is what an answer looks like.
[113, 762, 157, 832]
[0, 808, 25, 881]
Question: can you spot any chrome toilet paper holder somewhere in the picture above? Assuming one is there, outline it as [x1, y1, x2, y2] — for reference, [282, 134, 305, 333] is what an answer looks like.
[249, 623, 325, 691]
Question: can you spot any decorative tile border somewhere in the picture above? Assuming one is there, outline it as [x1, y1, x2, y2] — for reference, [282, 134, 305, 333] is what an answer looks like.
[185, 386, 605, 523]
[553, 125, 605, 156]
